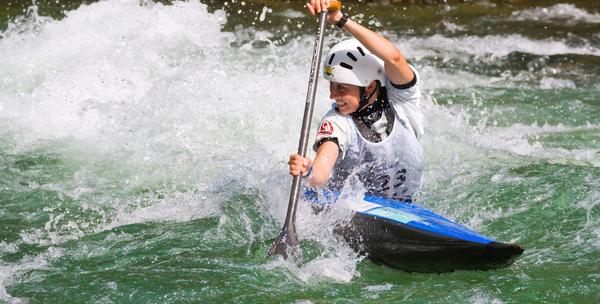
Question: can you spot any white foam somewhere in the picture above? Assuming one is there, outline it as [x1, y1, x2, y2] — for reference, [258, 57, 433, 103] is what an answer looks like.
[0, 0, 318, 207]
[363, 283, 394, 292]
[469, 291, 504, 304]
[109, 190, 222, 227]
[0, 0, 351, 288]
[262, 243, 362, 284]
[539, 77, 577, 89]
[593, 227, 600, 249]
[400, 34, 600, 61]
[0, 0, 231, 144]
[0, 246, 63, 303]
[511, 4, 600, 24]
[276, 9, 305, 19]
[296, 255, 359, 283]
[0, 264, 24, 303]
[441, 20, 466, 33]
[0, 0, 280, 244]
[475, 123, 600, 167]
[0, 242, 19, 254]
[417, 65, 494, 91]
[261, 193, 366, 283]
[1, 0, 598, 295]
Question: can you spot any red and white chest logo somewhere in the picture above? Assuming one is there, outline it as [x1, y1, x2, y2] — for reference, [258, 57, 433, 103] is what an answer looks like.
[317, 120, 334, 136]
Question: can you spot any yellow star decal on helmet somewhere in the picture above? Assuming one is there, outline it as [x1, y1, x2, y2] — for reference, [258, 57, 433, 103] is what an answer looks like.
[325, 66, 334, 76]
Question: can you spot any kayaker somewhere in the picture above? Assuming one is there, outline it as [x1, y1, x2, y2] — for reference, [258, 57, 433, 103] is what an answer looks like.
[288, 0, 424, 201]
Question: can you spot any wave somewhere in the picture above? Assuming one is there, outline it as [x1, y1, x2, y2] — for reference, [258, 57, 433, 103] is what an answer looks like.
[510, 4, 600, 24]
[0, 1, 364, 294]
[400, 34, 600, 60]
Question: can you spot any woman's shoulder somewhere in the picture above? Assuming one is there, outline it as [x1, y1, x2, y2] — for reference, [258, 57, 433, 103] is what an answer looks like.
[322, 103, 349, 122]
[385, 65, 421, 107]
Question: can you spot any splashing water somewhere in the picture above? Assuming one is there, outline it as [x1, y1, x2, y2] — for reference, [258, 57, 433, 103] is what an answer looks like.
[1, 0, 599, 303]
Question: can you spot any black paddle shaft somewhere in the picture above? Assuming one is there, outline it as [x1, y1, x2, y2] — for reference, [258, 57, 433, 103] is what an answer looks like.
[268, 11, 328, 260]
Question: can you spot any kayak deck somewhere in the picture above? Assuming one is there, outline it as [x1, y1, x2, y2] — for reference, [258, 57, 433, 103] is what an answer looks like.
[305, 190, 524, 273]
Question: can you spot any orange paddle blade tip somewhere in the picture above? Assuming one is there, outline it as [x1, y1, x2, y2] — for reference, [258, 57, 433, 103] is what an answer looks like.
[328, 0, 342, 11]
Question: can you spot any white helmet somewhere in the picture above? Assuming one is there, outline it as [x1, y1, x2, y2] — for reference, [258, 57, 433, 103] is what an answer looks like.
[323, 39, 386, 87]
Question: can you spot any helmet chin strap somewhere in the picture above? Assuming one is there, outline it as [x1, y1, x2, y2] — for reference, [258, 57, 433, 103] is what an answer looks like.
[357, 81, 380, 112]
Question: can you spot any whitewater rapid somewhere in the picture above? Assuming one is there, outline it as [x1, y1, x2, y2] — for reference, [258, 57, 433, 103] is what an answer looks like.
[1, 1, 599, 301]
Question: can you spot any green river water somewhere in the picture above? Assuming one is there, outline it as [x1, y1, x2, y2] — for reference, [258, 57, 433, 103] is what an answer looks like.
[1, 0, 599, 303]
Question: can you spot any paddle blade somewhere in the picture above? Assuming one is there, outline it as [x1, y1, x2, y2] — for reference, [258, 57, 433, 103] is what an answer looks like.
[268, 226, 302, 262]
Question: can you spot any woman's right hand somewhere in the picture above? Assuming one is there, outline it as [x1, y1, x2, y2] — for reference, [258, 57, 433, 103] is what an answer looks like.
[288, 154, 312, 177]
[306, 0, 343, 25]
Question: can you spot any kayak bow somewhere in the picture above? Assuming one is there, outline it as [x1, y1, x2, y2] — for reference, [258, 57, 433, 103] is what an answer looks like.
[305, 190, 524, 273]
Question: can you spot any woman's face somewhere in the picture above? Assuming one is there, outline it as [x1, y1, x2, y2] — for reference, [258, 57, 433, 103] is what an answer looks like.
[329, 82, 361, 115]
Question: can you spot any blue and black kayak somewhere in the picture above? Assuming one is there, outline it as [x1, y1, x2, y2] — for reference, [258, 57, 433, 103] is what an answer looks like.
[304, 190, 524, 273]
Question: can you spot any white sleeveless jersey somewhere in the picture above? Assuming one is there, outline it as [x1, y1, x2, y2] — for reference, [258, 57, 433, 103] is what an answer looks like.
[313, 66, 424, 199]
